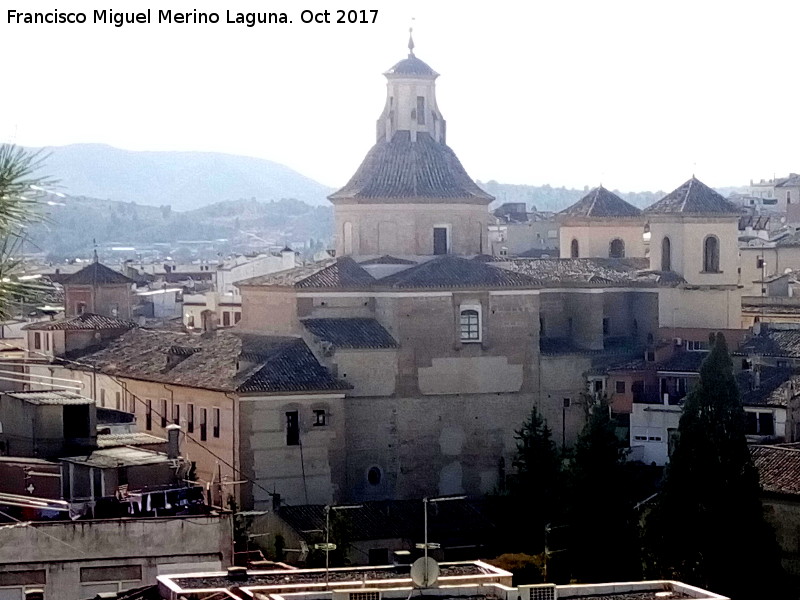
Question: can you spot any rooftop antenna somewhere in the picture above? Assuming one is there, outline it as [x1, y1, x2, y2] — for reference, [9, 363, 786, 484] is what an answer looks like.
[408, 18, 415, 57]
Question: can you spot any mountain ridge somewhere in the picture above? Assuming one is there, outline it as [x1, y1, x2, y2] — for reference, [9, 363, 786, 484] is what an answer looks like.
[25, 143, 334, 210]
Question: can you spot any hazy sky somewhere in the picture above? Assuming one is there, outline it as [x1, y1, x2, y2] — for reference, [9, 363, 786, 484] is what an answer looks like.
[2, 0, 798, 192]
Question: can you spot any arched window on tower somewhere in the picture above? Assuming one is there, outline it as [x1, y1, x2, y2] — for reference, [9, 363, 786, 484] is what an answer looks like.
[570, 239, 579, 258]
[703, 235, 720, 273]
[661, 236, 671, 271]
[609, 238, 625, 258]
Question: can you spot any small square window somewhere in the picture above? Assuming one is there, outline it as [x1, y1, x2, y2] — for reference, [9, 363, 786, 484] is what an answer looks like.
[313, 409, 326, 426]
[615, 381, 626, 394]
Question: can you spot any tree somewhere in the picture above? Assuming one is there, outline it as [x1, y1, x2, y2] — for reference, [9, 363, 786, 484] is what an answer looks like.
[0, 145, 50, 319]
[566, 395, 639, 583]
[507, 407, 563, 552]
[645, 333, 789, 599]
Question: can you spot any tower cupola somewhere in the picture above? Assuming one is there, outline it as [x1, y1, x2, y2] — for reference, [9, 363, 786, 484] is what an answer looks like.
[376, 29, 446, 144]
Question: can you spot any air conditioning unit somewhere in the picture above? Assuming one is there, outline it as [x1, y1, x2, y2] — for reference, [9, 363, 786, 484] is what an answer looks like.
[333, 591, 382, 600]
[519, 583, 557, 600]
[673, 337, 682, 346]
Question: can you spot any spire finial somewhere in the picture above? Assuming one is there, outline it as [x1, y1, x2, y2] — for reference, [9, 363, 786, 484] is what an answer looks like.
[408, 19, 415, 57]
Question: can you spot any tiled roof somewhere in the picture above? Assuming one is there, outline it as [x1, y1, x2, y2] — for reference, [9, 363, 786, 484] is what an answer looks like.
[62, 262, 134, 286]
[644, 177, 741, 215]
[657, 351, 709, 373]
[302, 318, 399, 349]
[296, 257, 375, 289]
[499, 258, 683, 287]
[751, 445, 800, 497]
[358, 255, 417, 265]
[559, 186, 642, 218]
[378, 255, 540, 289]
[3, 391, 94, 406]
[775, 231, 800, 247]
[737, 328, 800, 358]
[22, 312, 136, 331]
[737, 368, 799, 407]
[329, 131, 493, 203]
[385, 55, 438, 77]
[96, 432, 167, 448]
[71, 329, 348, 394]
[235, 259, 337, 287]
[237, 338, 351, 394]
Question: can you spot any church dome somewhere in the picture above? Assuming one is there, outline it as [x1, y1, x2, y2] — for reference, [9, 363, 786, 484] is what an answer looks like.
[385, 55, 438, 77]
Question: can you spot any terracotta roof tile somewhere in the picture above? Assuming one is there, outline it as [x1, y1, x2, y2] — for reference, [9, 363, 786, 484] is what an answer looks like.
[62, 262, 134, 285]
[302, 318, 398, 349]
[499, 258, 683, 287]
[752, 445, 800, 497]
[644, 177, 741, 215]
[378, 255, 540, 289]
[329, 132, 493, 203]
[23, 312, 136, 331]
[559, 186, 642, 218]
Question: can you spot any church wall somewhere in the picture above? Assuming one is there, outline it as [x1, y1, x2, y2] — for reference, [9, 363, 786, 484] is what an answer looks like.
[239, 394, 347, 508]
[327, 349, 398, 397]
[559, 223, 645, 259]
[334, 203, 489, 256]
[657, 287, 742, 329]
[648, 218, 739, 286]
[341, 392, 536, 502]
[238, 288, 300, 335]
[538, 354, 592, 447]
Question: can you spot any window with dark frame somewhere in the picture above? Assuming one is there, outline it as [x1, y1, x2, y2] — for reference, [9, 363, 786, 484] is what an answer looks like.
[187, 403, 195, 433]
[33, 332, 41, 350]
[223, 312, 231, 327]
[615, 381, 626, 394]
[460, 309, 480, 342]
[173, 403, 180, 425]
[160, 398, 168, 428]
[213, 408, 220, 438]
[313, 409, 326, 426]
[146, 399, 152, 431]
[200, 408, 208, 441]
[661, 236, 671, 271]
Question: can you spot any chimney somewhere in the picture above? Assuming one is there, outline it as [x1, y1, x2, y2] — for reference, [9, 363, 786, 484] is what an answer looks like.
[281, 246, 295, 271]
[166, 424, 181, 459]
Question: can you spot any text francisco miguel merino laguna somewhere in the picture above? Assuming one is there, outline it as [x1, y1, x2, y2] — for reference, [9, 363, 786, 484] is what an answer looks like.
[3, 8, 341, 27]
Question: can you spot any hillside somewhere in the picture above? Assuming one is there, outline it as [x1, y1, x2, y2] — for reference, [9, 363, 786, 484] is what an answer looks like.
[27, 144, 333, 210]
[28, 196, 333, 259]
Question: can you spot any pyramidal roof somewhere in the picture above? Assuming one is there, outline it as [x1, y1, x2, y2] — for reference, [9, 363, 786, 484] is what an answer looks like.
[644, 177, 741, 215]
[328, 131, 493, 204]
[62, 262, 134, 286]
[559, 186, 642, 218]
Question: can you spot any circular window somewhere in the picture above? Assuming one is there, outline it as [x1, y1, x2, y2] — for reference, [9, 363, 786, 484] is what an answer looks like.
[367, 466, 382, 486]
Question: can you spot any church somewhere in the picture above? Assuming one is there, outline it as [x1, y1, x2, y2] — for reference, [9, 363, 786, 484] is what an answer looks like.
[233, 37, 743, 506]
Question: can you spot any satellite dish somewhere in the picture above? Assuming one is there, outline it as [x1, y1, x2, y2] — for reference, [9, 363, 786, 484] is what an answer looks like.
[410, 556, 439, 588]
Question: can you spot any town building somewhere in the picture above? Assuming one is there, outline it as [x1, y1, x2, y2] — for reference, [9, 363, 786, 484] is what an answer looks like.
[557, 186, 645, 259]
[61, 259, 135, 320]
[488, 203, 558, 258]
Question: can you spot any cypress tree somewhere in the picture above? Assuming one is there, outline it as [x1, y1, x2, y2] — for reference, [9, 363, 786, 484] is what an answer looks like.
[645, 333, 788, 598]
[509, 406, 563, 551]
[567, 395, 639, 582]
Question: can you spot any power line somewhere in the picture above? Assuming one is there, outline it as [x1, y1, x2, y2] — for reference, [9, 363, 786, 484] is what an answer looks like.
[0, 341, 285, 506]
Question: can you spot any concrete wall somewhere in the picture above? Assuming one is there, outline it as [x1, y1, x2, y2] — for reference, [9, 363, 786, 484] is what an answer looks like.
[0, 515, 231, 600]
[559, 221, 646, 259]
[334, 203, 490, 256]
[538, 354, 592, 447]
